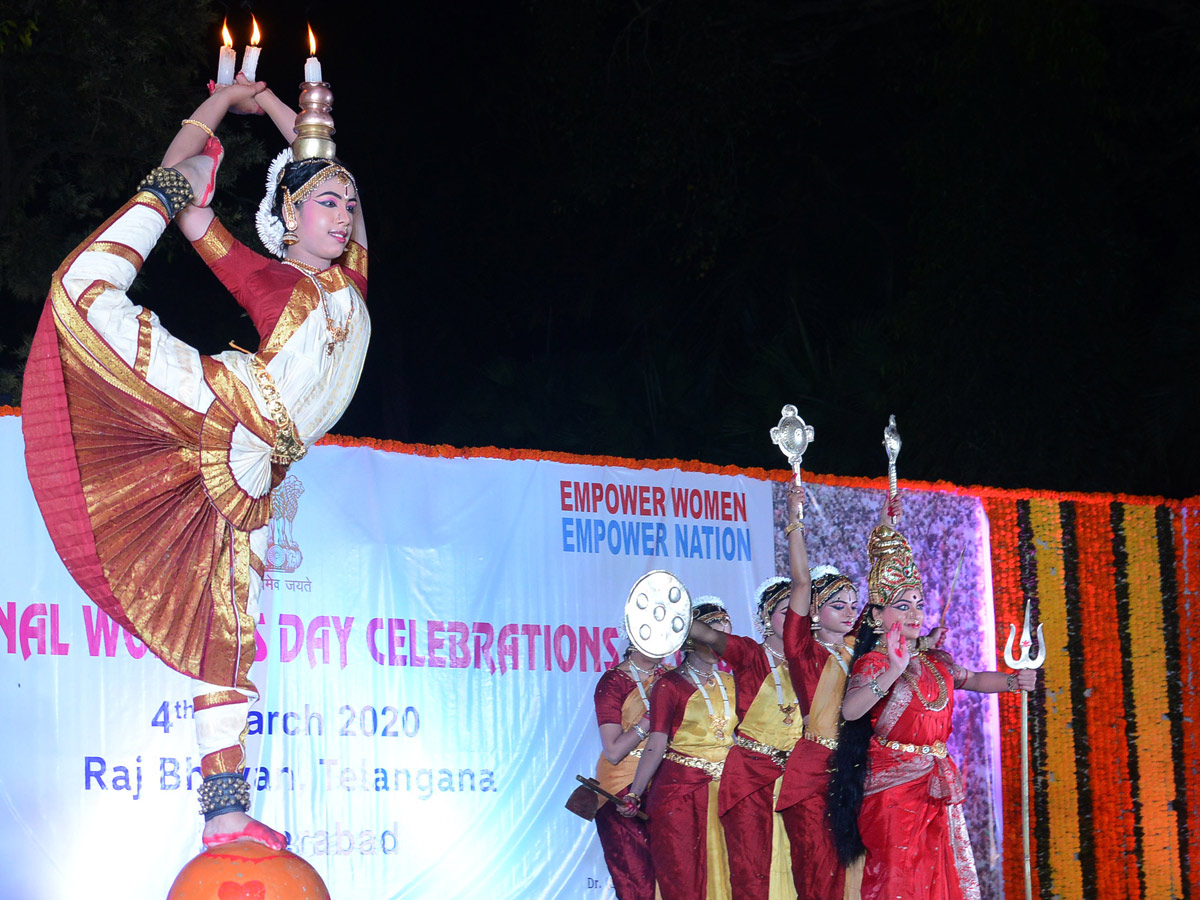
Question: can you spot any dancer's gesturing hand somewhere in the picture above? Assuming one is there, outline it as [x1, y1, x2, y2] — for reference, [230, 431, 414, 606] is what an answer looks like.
[885, 622, 910, 674]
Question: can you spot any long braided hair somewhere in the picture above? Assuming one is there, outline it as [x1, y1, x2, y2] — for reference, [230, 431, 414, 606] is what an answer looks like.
[826, 604, 884, 865]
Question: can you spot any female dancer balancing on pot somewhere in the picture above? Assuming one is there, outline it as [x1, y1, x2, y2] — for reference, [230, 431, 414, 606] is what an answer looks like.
[592, 637, 669, 899]
[22, 75, 369, 849]
[775, 487, 897, 900]
[621, 598, 737, 900]
[828, 516, 1036, 900]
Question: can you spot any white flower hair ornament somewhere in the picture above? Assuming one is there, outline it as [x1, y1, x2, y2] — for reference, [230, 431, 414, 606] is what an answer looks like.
[255, 148, 294, 258]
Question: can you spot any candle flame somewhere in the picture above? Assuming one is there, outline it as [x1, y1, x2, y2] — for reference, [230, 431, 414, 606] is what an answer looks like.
[221, 18, 233, 48]
[308, 24, 317, 56]
[250, 16, 261, 45]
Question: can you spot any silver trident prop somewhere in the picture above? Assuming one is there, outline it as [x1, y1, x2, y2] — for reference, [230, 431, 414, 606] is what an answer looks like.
[1004, 600, 1046, 900]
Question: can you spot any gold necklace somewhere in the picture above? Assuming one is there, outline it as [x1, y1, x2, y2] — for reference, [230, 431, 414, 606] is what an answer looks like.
[684, 661, 729, 741]
[283, 259, 355, 354]
[900, 653, 949, 712]
[283, 257, 321, 275]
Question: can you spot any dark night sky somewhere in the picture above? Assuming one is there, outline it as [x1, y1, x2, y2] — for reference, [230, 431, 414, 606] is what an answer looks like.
[4, 1, 1199, 498]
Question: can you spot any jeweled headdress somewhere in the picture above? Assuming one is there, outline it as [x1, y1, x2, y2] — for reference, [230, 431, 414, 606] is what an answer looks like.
[684, 595, 728, 652]
[809, 565, 857, 618]
[753, 577, 791, 637]
[693, 595, 729, 625]
[866, 525, 922, 607]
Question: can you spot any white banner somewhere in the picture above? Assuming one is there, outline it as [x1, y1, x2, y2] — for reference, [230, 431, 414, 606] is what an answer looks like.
[2, 416, 787, 898]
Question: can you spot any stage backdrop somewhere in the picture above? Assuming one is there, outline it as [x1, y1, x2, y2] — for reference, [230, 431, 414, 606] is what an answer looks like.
[3, 408, 1195, 900]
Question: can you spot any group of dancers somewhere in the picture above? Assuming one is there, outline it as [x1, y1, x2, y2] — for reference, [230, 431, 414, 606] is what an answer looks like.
[590, 489, 1037, 900]
[19, 68, 1037, 898]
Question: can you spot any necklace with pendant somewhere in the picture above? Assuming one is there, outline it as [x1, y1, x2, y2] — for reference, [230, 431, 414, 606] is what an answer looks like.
[284, 259, 355, 355]
[685, 661, 730, 741]
[764, 643, 798, 725]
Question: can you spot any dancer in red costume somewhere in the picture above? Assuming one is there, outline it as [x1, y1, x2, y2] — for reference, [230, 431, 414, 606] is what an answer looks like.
[22, 76, 369, 849]
[775, 488, 899, 900]
[592, 641, 669, 900]
[828, 518, 1036, 900]
[686, 574, 804, 897]
[621, 598, 736, 900]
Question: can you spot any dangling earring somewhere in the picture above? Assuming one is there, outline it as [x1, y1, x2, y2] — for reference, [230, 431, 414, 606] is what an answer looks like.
[871, 615, 886, 635]
[282, 190, 299, 246]
[809, 614, 821, 632]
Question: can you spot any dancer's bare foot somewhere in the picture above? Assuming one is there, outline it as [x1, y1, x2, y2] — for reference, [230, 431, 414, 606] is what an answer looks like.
[203, 810, 288, 850]
[173, 137, 225, 209]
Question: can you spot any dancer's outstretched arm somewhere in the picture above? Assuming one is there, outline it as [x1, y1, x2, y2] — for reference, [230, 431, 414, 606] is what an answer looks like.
[168, 81, 266, 240]
[962, 668, 1037, 693]
[786, 487, 812, 617]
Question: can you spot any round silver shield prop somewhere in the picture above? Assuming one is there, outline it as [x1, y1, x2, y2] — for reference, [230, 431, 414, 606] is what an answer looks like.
[624, 570, 692, 657]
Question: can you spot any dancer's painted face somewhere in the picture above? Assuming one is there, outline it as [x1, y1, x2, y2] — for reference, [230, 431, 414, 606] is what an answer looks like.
[293, 177, 357, 264]
[880, 588, 924, 639]
[815, 587, 857, 636]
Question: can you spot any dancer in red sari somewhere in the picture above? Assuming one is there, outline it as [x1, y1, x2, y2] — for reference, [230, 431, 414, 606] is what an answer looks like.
[621, 598, 736, 900]
[776, 487, 897, 900]
[592, 643, 668, 900]
[828, 521, 1036, 900]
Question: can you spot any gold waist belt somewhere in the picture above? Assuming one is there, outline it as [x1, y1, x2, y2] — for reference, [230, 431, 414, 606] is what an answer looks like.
[664, 750, 724, 780]
[876, 736, 947, 759]
[803, 732, 838, 751]
[733, 733, 790, 769]
[249, 356, 306, 465]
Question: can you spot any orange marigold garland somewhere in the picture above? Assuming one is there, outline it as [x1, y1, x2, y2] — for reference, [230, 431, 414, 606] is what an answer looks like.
[1177, 506, 1200, 898]
[1076, 500, 1139, 900]
[1058, 502, 1098, 899]
[1028, 499, 1083, 899]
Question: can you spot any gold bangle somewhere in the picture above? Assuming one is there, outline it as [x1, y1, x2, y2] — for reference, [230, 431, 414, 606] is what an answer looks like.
[785, 520, 805, 536]
[181, 118, 215, 139]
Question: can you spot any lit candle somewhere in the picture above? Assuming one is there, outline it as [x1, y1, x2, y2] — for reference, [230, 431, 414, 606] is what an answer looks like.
[216, 19, 236, 86]
[240, 16, 262, 81]
[304, 24, 322, 83]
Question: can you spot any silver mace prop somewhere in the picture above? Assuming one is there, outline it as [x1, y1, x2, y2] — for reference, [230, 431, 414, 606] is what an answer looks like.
[882, 415, 901, 524]
[1004, 600, 1046, 900]
[770, 404, 815, 497]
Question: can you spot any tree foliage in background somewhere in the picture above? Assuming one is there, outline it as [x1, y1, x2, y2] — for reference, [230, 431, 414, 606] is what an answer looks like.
[2, 1, 1197, 496]
[0, 0, 268, 403]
